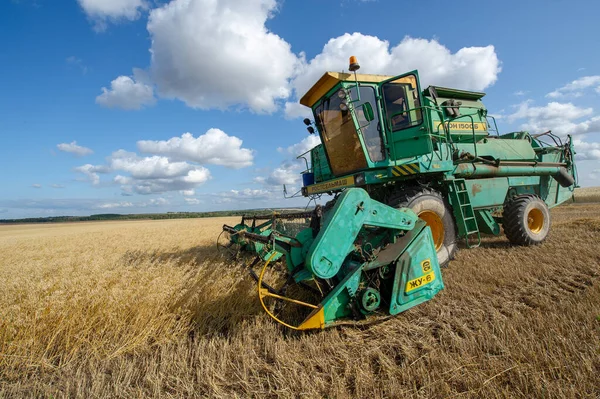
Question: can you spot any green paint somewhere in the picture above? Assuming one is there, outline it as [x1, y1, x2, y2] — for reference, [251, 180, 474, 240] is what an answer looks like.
[301, 70, 577, 242]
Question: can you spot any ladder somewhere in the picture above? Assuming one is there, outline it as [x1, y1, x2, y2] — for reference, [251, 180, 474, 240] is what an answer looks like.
[447, 179, 481, 248]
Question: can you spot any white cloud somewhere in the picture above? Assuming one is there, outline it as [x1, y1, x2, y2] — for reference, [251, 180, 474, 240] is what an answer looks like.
[147, 197, 169, 206]
[185, 198, 201, 205]
[95, 201, 134, 210]
[77, 0, 148, 31]
[107, 151, 211, 195]
[261, 136, 321, 187]
[506, 101, 600, 166]
[137, 129, 254, 168]
[573, 139, 600, 161]
[507, 100, 599, 137]
[513, 90, 527, 96]
[547, 76, 600, 98]
[109, 150, 195, 179]
[256, 161, 303, 186]
[74, 164, 110, 185]
[102, 4, 500, 117]
[267, 166, 299, 185]
[289, 33, 501, 112]
[147, 0, 297, 113]
[508, 101, 592, 123]
[96, 71, 156, 110]
[215, 188, 273, 204]
[57, 141, 93, 156]
[284, 101, 312, 120]
[74, 129, 254, 195]
[31, 184, 41, 189]
[50, 184, 65, 189]
[278, 135, 321, 156]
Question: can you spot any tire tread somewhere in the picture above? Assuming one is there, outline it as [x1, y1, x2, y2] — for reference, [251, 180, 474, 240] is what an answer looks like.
[503, 194, 549, 246]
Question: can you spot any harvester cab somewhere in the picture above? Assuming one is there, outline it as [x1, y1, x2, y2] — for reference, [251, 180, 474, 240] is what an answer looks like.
[220, 56, 577, 331]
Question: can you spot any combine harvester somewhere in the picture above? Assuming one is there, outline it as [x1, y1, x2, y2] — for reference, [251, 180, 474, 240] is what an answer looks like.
[221, 57, 577, 330]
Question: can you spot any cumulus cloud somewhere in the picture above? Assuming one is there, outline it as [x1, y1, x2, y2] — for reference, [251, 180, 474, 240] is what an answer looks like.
[74, 164, 110, 185]
[185, 198, 201, 205]
[109, 150, 196, 179]
[96, 71, 156, 110]
[254, 161, 303, 187]
[57, 141, 93, 156]
[259, 136, 322, 187]
[137, 129, 254, 168]
[507, 100, 599, 137]
[546, 76, 600, 98]
[100, 1, 501, 117]
[278, 135, 321, 156]
[74, 129, 251, 195]
[284, 33, 501, 118]
[108, 151, 211, 195]
[77, 0, 148, 31]
[147, 0, 297, 113]
[284, 102, 312, 120]
[31, 184, 42, 188]
[573, 139, 600, 160]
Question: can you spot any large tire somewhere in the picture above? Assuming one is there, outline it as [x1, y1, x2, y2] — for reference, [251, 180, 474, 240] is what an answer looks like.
[503, 195, 550, 245]
[387, 187, 457, 267]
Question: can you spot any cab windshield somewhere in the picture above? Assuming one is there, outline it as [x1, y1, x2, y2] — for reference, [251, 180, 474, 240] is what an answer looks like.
[314, 86, 382, 175]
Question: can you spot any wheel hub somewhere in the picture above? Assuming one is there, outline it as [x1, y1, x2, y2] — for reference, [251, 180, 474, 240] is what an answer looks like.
[418, 210, 445, 251]
[527, 208, 544, 234]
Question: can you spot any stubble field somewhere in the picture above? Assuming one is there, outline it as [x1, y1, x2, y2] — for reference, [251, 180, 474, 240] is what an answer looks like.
[0, 200, 599, 398]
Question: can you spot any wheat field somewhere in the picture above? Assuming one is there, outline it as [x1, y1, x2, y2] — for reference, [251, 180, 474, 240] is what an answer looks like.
[0, 202, 599, 398]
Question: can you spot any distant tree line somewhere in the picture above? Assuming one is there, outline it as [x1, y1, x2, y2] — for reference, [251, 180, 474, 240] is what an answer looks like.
[0, 209, 306, 224]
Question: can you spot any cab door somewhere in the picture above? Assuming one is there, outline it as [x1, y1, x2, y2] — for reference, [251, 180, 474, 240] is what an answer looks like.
[380, 71, 432, 161]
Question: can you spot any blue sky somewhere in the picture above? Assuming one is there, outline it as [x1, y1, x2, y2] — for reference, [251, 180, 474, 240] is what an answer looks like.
[1, 0, 599, 218]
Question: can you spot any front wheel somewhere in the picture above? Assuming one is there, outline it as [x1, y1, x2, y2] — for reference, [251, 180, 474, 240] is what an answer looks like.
[387, 187, 457, 267]
[503, 195, 551, 245]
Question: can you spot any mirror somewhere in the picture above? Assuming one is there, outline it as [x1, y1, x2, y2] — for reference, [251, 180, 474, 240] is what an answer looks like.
[362, 102, 374, 122]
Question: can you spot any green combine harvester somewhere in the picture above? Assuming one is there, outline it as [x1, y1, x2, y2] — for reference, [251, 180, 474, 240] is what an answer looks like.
[221, 56, 577, 330]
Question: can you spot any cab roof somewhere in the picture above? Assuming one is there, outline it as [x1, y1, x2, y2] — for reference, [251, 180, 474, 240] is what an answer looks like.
[299, 72, 394, 108]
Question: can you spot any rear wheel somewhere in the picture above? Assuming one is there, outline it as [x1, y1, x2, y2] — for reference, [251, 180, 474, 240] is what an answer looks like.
[387, 187, 457, 267]
[503, 195, 550, 245]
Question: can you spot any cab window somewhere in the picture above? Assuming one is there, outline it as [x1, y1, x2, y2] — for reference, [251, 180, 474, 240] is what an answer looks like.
[382, 75, 423, 132]
[348, 86, 384, 162]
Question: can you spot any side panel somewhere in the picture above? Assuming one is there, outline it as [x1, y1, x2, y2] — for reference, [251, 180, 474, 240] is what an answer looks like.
[389, 225, 443, 315]
[454, 139, 537, 161]
[464, 178, 509, 208]
[539, 175, 575, 208]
